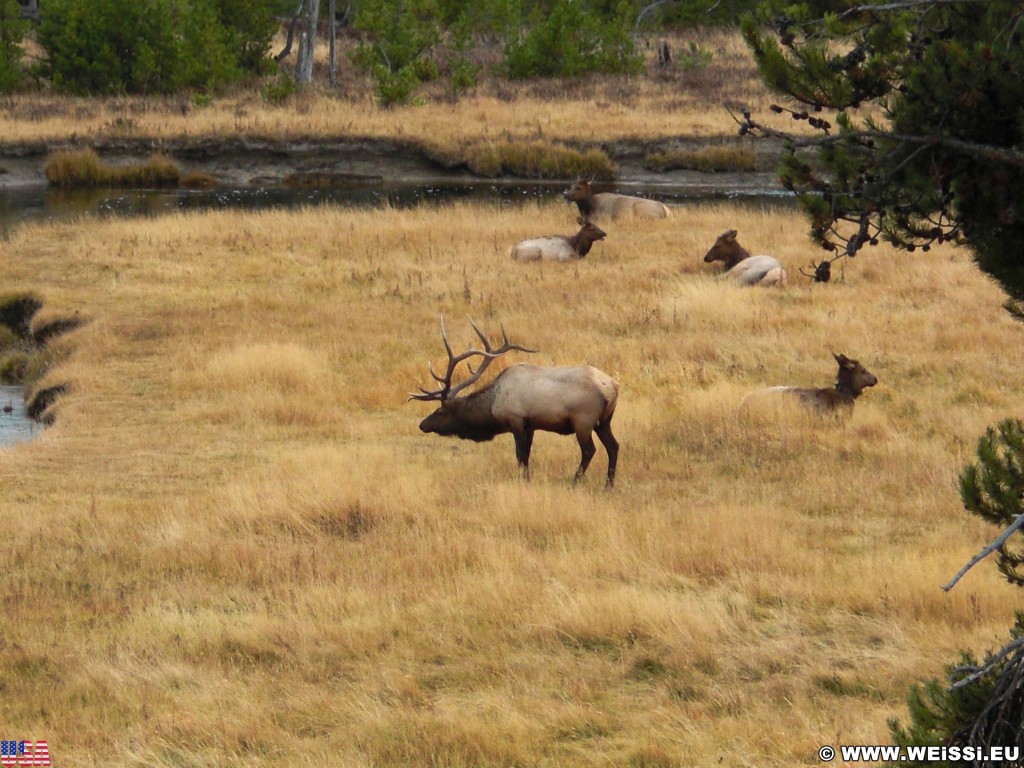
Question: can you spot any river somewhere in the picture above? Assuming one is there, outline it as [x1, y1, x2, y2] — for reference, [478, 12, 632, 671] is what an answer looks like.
[0, 177, 793, 237]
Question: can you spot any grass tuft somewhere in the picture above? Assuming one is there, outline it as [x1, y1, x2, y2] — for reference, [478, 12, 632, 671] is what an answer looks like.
[45, 149, 181, 188]
[431, 139, 617, 179]
[645, 145, 758, 172]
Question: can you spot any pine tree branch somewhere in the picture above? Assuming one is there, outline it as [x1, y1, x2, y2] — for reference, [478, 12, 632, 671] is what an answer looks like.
[737, 112, 1024, 170]
[840, 0, 996, 14]
[942, 513, 1024, 592]
[948, 634, 1024, 691]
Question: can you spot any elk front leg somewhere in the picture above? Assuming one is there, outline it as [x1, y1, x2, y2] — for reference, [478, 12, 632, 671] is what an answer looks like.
[513, 429, 534, 481]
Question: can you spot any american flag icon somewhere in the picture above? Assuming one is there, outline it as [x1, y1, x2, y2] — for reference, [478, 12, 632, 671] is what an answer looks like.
[0, 741, 50, 767]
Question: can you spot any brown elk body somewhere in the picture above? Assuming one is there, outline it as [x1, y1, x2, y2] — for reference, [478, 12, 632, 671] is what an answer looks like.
[703, 229, 788, 287]
[564, 179, 671, 221]
[508, 221, 607, 262]
[747, 353, 878, 415]
[411, 320, 620, 487]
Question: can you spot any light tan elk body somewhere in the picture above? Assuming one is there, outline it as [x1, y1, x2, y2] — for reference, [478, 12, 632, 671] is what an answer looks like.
[564, 179, 671, 221]
[703, 229, 788, 286]
[745, 353, 878, 416]
[410, 319, 620, 487]
[508, 221, 607, 262]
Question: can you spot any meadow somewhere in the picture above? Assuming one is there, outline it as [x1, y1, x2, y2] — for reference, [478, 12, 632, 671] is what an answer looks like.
[0, 29, 772, 149]
[1, 196, 1022, 767]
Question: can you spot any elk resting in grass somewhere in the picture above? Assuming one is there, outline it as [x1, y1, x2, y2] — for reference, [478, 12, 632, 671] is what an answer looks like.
[703, 229, 788, 287]
[508, 220, 607, 262]
[746, 353, 878, 415]
[564, 178, 671, 221]
[410, 318, 620, 487]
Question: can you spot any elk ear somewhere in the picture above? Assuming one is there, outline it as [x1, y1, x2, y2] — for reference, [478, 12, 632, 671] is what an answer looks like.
[577, 215, 586, 226]
[723, 229, 738, 241]
[833, 352, 852, 366]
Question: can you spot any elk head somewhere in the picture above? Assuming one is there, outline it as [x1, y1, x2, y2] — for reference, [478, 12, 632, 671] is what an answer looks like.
[704, 229, 749, 266]
[409, 318, 535, 435]
[833, 353, 878, 398]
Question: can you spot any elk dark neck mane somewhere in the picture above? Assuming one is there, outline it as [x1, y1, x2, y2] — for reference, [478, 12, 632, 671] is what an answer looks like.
[836, 366, 868, 399]
[568, 228, 600, 257]
[721, 241, 751, 269]
[573, 197, 594, 219]
[423, 377, 508, 442]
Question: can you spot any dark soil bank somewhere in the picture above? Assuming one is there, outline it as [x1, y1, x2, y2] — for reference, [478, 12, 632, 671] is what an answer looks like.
[0, 135, 785, 193]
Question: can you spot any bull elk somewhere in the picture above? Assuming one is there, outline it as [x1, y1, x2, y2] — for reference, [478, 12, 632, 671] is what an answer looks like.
[564, 178, 671, 221]
[410, 319, 620, 487]
[703, 229, 788, 287]
[744, 353, 878, 415]
[508, 219, 607, 262]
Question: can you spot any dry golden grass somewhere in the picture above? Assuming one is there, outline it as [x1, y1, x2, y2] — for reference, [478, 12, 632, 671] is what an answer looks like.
[0, 30, 773, 148]
[1, 198, 1022, 766]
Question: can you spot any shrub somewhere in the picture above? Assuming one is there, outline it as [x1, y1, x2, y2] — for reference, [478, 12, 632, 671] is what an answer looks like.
[372, 63, 423, 108]
[350, 0, 440, 106]
[36, 0, 272, 95]
[504, 0, 642, 79]
[0, 0, 27, 94]
[675, 41, 714, 72]
[260, 72, 296, 105]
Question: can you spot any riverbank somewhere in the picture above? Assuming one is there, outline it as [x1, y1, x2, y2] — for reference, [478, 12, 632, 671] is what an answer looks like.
[0, 133, 786, 193]
[0, 27, 802, 193]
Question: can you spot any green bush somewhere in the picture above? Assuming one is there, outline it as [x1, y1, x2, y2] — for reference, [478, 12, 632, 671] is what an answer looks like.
[372, 64, 423, 108]
[350, 0, 441, 106]
[0, 0, 27, 94]
[213, 0, 291, 75]
[36, 0, 276, 95]
[260, 72, 297, 105]
[504, 0, 642, 79]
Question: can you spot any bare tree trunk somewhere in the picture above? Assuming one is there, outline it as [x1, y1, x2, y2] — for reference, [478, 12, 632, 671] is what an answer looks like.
[328, 0, 337, 86]
[295, 0, 321, 84]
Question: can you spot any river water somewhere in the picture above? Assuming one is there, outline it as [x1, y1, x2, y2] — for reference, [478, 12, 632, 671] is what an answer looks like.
[0, 177, 792, 237]
[0, 385, 37, 448]
[0, 177, 794, 446]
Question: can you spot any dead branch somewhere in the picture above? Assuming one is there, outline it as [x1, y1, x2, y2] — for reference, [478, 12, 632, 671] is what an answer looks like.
[734, 110, 1024, 170]
[275, 0, 305, 63]
[942, 514, 1024, 592]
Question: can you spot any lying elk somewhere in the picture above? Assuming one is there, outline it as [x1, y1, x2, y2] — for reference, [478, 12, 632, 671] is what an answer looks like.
[744, 353, 878, 415]
[703, 229, 788, 287]
[564, 178, 671, 221]
[508, 219, 607, 262]
[410, 319, 620, 487]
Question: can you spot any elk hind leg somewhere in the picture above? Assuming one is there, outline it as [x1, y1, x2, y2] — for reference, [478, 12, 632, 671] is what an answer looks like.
[572, 430, 597, 485]
[595, 420, 619, 488]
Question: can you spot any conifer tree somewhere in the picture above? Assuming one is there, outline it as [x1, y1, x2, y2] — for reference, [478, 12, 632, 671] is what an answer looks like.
[740, 1, 1024, 316]
[0, 0, 26, 93]
[884, 422, 1024, 764]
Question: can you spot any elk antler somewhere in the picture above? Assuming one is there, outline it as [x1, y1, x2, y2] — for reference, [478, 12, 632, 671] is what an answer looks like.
[409, 317, 537, 402]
